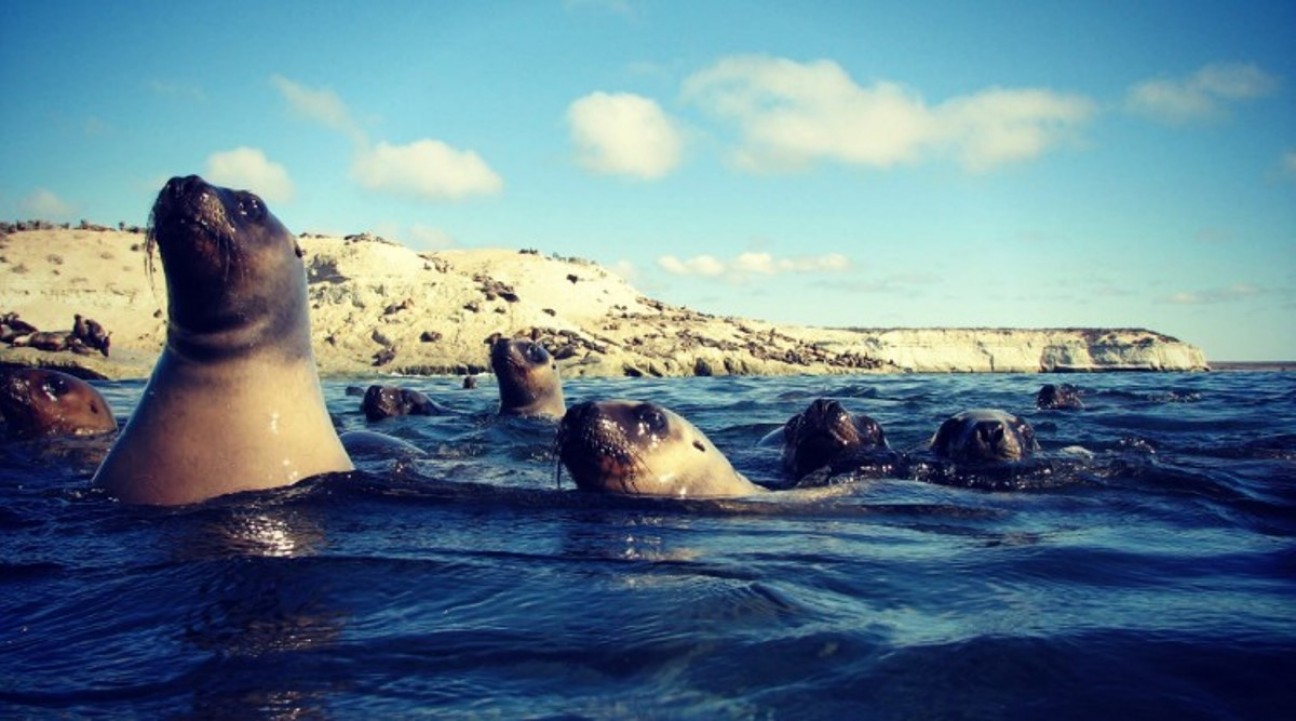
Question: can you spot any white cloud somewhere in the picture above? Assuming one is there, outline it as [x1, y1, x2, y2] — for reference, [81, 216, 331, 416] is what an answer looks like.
[406, 224, 456, 249]
[1126, 62, 1279, 124]
[271, 75, 504, 202]
[352, 140, 503, 200]
[19, 188, 75, 219]
[1164, 283, 1262, 305]
[205, 147, 295, 203]
[270, 74, 363, 142]
[682, 55, 1095, 172]
[659, 251, 851, 282]
[568, 92, 683, 179]
[659, 254, 726, 276]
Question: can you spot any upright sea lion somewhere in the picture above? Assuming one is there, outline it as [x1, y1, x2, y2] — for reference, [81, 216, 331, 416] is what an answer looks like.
[490, 336, 565, 419]
[0, 368, 117, 439]
[556, 400, 765, 498]
[93, 175, 352, 505]
[778, 398, 891, 481]
[1036, 383, 1083, 410]
[929, 409, 1038, 464]
[361, 384, 448, 421]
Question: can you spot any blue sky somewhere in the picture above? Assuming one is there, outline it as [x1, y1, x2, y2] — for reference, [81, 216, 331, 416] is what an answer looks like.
[2, 1, 1293, 360]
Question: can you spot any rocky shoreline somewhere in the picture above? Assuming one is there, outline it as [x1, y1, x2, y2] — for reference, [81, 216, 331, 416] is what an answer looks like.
[0, 226, 1209, 380]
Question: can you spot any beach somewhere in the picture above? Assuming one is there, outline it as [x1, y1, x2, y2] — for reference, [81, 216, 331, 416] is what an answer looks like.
[1, 226, 1210, 380]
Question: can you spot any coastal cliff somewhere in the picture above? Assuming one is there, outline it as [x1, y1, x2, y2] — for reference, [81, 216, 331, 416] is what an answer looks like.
[0, 227, 1209, 379]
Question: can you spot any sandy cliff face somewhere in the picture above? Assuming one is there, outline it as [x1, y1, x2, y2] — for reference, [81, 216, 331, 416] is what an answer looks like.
[0, 229, 1208, 379]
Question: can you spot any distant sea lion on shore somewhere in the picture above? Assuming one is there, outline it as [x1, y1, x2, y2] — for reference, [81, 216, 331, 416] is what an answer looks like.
[490, 336, 565, 419]
[361, 384, 449, 421]
[776, 398, 896, 482]
[1036, 383, 1083, 410]
[93, 175, 352, 505]
[929, 409, 1038, 464]
[0, 368, 117, 439]
[556, 400, 765, 498]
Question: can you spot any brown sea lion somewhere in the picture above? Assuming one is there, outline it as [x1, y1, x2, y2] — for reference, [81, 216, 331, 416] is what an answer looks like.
[361, 384, 447, 421]
[93, 175, 352, 505]
[0, 368, 117, 439]
[1036, 383, 1083, 410]
[778, 398, 889, 480]
[73, 314, 111, 357]
[490, 336, 565, 419]
[12, 331, 72, 352]
[556, 400, 765, 498]
[930, 409, 1038, 464]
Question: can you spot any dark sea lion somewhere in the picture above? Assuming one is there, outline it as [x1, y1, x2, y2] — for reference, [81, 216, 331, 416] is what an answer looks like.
[778, 398, 891, 480]
[93, 175, 352, 506]
[13, 331, 72, 352]
[556, 399, 765, 498]
[930, 409, 1038, 464]
[73, 314, 111, 357]
[361, 384, 448, 421]
[1036, 383, 1083, 410]
[490, 336, 565, 419]
[0, 368, 117, 439]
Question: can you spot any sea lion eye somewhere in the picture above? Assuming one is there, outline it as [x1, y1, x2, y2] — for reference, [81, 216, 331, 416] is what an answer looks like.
[43, 376, 69, 397]
[237, 194, 265, 221]
[636, 405, 667, 434]
[525, 343, 549, 363]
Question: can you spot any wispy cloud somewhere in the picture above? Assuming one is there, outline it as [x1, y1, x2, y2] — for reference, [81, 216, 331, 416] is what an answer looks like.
[149, 79, 207, 103]
[19, 188, 75, 219]
[270, 75, 504, 201]
[1125, 62, 1279, 124]
[1282, 149, 1296, 179]
[205, 147, 295, 203]
[1163, 283, 1263, 305]
[406, 224, 456, 250]
[682, 55, 1095, 172]
[568, 92, 683, 179]
[270, 75, 364, 143]
[659, 251, 851, 283]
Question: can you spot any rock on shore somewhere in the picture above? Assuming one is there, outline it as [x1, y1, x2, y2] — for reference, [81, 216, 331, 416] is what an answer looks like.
[0, 227, 1208, 380]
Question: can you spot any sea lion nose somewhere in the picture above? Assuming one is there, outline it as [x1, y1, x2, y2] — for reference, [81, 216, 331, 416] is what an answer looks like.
[164, 175, 208, 199]
[562, 401, 599, 427]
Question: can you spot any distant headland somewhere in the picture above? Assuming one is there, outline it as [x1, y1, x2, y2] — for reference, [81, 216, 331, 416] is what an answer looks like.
[0, 224, 1210, 380]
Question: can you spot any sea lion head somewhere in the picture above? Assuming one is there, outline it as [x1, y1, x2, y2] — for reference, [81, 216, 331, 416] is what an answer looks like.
[362, 385, 435, 421]
[0, 368, 117, 439]
[555, 399, 746, 497]
[147, 175, 307, 360]
[1036, 383, 1083, 410]
[930, 408, 1038, 464]
[781, 398, 887, 479]
[490, 336, 564, 418]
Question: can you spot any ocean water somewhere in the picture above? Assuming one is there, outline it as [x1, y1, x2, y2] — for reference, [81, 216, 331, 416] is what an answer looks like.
[2, 371, 1294, 720]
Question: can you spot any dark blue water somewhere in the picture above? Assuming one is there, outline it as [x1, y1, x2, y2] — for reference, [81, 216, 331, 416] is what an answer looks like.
[3, 372, 1294, 719]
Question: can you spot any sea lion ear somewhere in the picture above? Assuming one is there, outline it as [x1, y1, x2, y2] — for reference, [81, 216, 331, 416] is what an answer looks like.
[693, 440, 706, 453]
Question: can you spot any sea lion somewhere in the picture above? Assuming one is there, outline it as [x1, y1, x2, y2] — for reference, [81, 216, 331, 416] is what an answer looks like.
[929, 409, 1038, 464]
[93, 175, 352, 506]
[555, 399, 765, 498]
[490, 336, 565, 419]
[1036, 383, 1083, 410]
[361, 384, 448, 421]
[778, 398, 891, 481]
[0, 368, 117, 439]
[72, 314, 111, 357]
[12, 331, 72, 352]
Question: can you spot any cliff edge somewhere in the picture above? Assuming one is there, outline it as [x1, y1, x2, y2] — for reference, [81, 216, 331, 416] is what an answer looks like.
[0, 227, 1209, 380]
